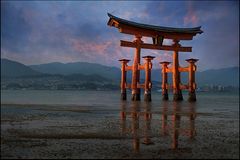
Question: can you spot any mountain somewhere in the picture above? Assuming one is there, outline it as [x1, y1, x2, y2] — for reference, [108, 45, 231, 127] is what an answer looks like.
[1, 58, 113, 82]
[30, 62, 121, 80]
[63, 73, 111, 82]
[150, 67, 239, 87]
[1, 73, 116, 90]
[196, 67, 239, 87]
[1, 58, 41, 78]
[30, 61, 239, 87]
[1, 58, 239, 87]
[1, 59, 116, 90]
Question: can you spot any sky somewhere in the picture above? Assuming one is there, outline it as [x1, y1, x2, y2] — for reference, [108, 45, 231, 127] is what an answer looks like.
[1, 1, 239, 71]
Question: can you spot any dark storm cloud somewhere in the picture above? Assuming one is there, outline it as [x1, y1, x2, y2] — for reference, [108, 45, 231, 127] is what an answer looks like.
[185, 1, 239, 70]
[143, 1, 239, 70]
[1, 1, 239, 70]
[1, 1, 109, 64]
[1, 2, 32, 53]
[143, 1, 189, 27]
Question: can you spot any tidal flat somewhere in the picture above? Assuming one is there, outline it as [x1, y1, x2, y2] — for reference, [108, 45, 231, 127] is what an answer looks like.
[1, 90, 239, 159]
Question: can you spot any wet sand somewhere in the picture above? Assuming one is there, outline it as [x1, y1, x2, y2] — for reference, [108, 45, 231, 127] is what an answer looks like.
[1, 102, 239, 159]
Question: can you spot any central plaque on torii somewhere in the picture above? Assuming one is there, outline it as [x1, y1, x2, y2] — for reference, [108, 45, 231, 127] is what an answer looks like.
[107, 13, 203, 101]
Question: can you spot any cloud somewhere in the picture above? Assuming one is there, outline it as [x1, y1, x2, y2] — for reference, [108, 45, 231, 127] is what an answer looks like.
[70, 38, 112, 56]
[120, 10, 149, 20]
[1, 1, 239, 71]
[184, 1, 198, 26]
[143, 1, 188, 27]
[183, 1, 232, 26]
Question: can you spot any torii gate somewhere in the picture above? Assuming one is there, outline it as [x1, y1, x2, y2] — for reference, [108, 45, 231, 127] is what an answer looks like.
[107, 13, 203, 101]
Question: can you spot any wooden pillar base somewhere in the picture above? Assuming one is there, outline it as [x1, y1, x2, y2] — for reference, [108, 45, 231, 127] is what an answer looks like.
[132, 93, 141, 101]
[121, 92, 127, 100]
[162, 93, 169, 101]
[144, 93, 151, 102]
[188, 92, 196, 102]
[173, 91, 183, 101]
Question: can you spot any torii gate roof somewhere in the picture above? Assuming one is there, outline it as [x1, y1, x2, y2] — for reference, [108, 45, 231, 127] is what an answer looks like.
[107, 13, 203, 40]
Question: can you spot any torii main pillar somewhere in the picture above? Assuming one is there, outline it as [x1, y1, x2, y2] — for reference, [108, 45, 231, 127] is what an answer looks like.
[172, 40, 183, 101]
[131, 35, 143, 101]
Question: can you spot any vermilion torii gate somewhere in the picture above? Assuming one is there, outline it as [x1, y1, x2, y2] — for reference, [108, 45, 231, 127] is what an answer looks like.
[107, 13, 203, 101]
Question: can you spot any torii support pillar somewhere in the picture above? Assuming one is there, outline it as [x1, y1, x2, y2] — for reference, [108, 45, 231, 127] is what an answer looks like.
[160, 61, 171, 101]
[186, 58, 198, 102]
[172, 40, 183, 101]
[119, 59, 130, 100]
[143, 56, 155, 102]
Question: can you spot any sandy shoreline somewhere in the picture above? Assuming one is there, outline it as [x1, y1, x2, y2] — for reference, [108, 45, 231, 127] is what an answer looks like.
[1, 101, 239, 159]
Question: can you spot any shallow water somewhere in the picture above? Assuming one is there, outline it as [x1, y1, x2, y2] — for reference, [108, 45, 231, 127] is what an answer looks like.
[1, 90, 239, 115]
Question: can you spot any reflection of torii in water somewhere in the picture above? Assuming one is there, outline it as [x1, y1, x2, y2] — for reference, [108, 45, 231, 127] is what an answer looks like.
[120, 101, 197, 153]
[161, 101, 197, 149]
[120, 101, 153, 153]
